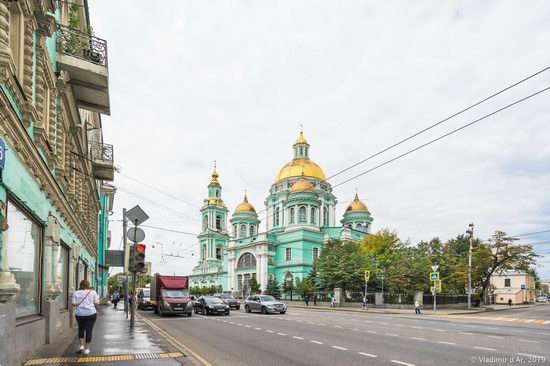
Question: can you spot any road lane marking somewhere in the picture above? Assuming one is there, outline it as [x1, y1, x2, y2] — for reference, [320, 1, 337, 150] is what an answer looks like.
[358, 352, 377, 358]
[364, 320, 372, 323]
[229, 322, 234, 324]
[438, 341, 456, 345]
[292, 336, 304, 340]
[334, 325, 343, 328]
[237, 324, 243, 326]
[412, 326, 423, 329]
[487, 335, 503, 339]
[366, 330, 377, 334]
[318, 323, 326, 326]
[307, 322, 315, 324]
[254, 327, 262, 330]
[474, 347, 496, 351]
[518, 339, 538, 343]
[391, 360, 415, 366]
[277, 332, 286, 336]
[332, 346, 348, 351]
[310, 340, 323, 344]
[379, 322, 389, 325]
[352, 328, 359, 331]
[410, 337, 426, 341]
[523, 319, 535, 323]
[265, 330, 274, 333]
[296, 320, 303, 322]
[459, 332, 474, 335]
[385, 333, 399, 336]
[395, 324, 404, 327]
[542, 321, 550, 325]
[433, 329, 446, 332]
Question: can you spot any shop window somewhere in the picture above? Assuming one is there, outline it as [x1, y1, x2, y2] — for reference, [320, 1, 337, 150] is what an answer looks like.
[6, 199, 43, 318]
[58, 244, 69, 309]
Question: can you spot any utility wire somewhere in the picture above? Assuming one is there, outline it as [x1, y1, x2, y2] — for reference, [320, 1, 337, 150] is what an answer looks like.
[513, 229, 550, 237]
[140, 224, 197, 236]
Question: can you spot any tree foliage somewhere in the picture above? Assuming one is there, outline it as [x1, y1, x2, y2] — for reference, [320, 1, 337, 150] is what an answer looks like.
[249, 277, 261, 294]
[316, 240, 366, 292]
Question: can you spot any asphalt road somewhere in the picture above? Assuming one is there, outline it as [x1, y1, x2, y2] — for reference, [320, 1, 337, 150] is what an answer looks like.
[140, 304, 550, 366]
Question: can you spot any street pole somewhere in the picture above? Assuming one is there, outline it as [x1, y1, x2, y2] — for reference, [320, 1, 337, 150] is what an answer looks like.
[467, 223, 474, 310]
[122, 208, 128, 319]
[433, 287, 436, 313]
[381, 276, 384, 308]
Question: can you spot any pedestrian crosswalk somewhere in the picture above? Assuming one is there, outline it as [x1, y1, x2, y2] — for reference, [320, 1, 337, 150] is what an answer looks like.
[446, 315, 550, 325]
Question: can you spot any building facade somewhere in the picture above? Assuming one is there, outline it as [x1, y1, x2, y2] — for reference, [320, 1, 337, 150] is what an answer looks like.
[0, 2, 114, 365]
[189, 133, 373, 296]
[490, 271, 536, 305]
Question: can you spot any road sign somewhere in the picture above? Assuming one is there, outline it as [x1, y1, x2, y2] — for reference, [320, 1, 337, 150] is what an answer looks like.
[364, 270, 371, 281]
[127, 227, 145, 242]
[430, 272, 440, 281]
[117, 276, 126, 284]
[434, 280, 442, 292]
[431, 265, 439, 272]
[125, 205, 149, 226]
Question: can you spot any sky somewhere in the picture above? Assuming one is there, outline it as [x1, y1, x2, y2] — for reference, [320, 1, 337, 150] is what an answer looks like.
[89, 0, 550, 279]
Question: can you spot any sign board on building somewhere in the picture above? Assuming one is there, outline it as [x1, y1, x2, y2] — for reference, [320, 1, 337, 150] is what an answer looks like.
[105, 250, 125, 267]
[0, 138, 5, 171]
[430, 272, 440, 281]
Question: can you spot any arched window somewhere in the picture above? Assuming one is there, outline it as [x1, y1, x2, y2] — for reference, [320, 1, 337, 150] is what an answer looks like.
[215, 190, 220, 197]
[289, 207, 295, 224]
[240, 224, 247, 238]
[274, 207, 280, 226]
[323, 207, 328, 226]
[237, 252, 257, 269]
[201, 245, 206, 259]
[356, 223, 363, 231]
[203, 215, 208, 230]
[216, 215, 222, 230]
[299, 206, 307, 223]
[310, 207, 316, 224]
[249, 224, 255, 236]
[216, 246, 222, 260]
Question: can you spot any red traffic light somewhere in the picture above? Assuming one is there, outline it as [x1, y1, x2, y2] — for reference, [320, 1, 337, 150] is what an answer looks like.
[136, 243, 146, 253]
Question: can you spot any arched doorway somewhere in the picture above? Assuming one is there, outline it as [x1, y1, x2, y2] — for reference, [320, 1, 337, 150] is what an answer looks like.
[237, 252, 257, 297]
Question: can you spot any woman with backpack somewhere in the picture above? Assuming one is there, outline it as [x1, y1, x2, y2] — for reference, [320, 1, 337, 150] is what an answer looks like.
[72, 280, 99, 355]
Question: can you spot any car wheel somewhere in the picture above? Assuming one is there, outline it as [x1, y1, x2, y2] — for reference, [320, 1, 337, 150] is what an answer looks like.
[194, 306, 198, 314]
[225, 311, 229, 315]
[236, 306, 240, 310]
[202, 307, 207, 315]
[188, 311, 192, 317]
[280, 311, 286, 314]
[245, 305, 251, 313]
[261, 306, 267, 314]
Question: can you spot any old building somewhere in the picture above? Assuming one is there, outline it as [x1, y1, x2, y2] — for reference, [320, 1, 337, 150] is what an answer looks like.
[0, 1, 114, 365]
[490, 270, 536, 305]
[189, 132, 373, 295]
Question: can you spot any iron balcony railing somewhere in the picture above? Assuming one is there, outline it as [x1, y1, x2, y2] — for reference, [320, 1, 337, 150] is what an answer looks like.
[90, 141, 114, 164]
[56, 23, 108, 66]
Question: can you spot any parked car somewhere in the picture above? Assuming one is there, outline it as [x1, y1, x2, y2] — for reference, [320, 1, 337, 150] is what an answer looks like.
[245, 295, 287, 314]
[194, 296, 230, 315]
[150, 275, 193, 317]
[536, 296, 548, 303]
[214, 293, 240, 310]
[138, 288, 153, 310]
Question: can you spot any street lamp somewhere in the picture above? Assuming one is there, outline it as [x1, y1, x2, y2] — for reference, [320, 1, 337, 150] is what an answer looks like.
[466, 223, 474, 310]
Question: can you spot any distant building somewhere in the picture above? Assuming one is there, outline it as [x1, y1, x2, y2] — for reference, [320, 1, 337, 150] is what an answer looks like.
[189, 132, 373, 296]
[490, 271, 535, 304]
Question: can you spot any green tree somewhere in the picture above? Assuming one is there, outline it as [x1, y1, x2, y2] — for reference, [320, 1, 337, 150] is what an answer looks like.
[249, 277, 261, 294]
[296, 277, 314, 297]
[265, 278, 281, 298]
[317, 240, 367, 293]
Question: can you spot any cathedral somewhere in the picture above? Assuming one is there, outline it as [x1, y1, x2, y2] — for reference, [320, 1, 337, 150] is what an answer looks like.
[188, 132, 374, 295]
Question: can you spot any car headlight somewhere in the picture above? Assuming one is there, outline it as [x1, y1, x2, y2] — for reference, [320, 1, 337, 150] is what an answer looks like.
[163, 301, 170, 307]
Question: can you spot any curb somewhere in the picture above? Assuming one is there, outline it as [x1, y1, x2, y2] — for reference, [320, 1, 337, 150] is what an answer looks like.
[137, 314, 212, 366]
[447, 304, 542, 316]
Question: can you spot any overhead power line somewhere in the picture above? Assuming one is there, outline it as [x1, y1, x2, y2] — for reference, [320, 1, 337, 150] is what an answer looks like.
[513, 229, 550, 237]
[140, 224, 197, 236]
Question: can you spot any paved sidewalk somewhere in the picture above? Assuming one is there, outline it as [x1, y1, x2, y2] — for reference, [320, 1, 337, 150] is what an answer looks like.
[23, 305, 198, 366]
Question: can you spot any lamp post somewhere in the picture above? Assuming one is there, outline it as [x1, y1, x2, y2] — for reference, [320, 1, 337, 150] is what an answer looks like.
[466, 223, 474, 309]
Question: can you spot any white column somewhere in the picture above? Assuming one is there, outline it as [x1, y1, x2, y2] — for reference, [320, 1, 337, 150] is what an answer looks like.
[261, 253, 268, 291]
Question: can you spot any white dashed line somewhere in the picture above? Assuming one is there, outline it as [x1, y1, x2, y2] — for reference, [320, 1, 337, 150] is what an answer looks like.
[244, 325, 251, 328]
[395, 324, 404, 327]
[385, 333, 399, 337]
[364, 320, 372, 323]
[265, 330, 274, 333]
[391, 360, 415, 366]
[254, 327, 262, 330]
[438, 341, 456, 345]
[366, 330, 377, 334]
[518, 339, 538, 343]
[474, 347, 496, 351]
[524, 319, 535, 323]
[237, 324, 243, 326]
[542, 321, 550, 325]
[351, 328, 359, 331]
[277, 332, 286, 336]
[229, 322, 234, 324]
[292, 336, 304, 340]
[318, 323, 326, 326]
[296, 320, 303, 323]
[410, 337, 426, 341]
[465, 325, 477, 328]
[412, 326, 423, 329]
[358, 352, 377, 358]
[223, 320, 227, 323]
[487, 335, 503, 339]
[310, 340, 323, 344]
[334, 325, 343, 329]
[459, 332, 474, 335]
[307, 322, 315, 324]
[433, 329, 446, 332]
[332, 346, 348, 351]
[379, 322, 389, 325]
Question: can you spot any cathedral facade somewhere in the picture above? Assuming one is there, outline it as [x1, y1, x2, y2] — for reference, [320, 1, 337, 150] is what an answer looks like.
[189, 133, 374, 295]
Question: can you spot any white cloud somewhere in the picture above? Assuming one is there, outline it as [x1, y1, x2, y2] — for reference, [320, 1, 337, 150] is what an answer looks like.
[90, 0, 550, 279]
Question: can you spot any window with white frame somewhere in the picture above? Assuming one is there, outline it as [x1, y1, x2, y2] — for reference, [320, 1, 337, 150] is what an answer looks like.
[203, 215, 208, 230]
[310, 207, 316, 224]
[215, 215, 222, 230]
[299, 206, 306, 223]
[216, 247, 222, 260]
[285, 247, 292, 261]
[58, 243, 70, 309]
[6, 199, 43, 317]
[240, 224, 247, 238]
[274, 207, 280, 226]
[249, 224, 255, 236]
[323, 207, 328, 226]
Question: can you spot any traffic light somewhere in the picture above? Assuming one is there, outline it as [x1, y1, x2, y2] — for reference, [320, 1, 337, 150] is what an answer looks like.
[128, 245, 136, 272]
[134, 243, 146, 273]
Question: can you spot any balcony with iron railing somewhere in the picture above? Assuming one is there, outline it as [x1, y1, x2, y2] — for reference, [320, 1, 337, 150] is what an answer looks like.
[56, 23, 110, 115]
[90, 141, 114, 181]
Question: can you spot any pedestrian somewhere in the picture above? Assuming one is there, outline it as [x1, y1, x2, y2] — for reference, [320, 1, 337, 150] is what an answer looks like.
[331, 295, 336, 308]
[112, 291, 121, 309]
[305, 294, 309, 306]
[414, 299, 422, 314]
[362, 295, 368, 311]
[508, 298, 512, 307]
[72, 280, 99, 355]
[313, 293, 317, 306]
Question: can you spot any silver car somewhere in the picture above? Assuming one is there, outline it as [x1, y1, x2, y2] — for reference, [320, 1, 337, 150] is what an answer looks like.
[245, 295, 287, 314]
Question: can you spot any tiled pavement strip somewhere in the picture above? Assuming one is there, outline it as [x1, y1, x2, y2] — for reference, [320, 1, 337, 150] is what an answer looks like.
[24, 352, 184, 365]
[441, 315, 550, 325]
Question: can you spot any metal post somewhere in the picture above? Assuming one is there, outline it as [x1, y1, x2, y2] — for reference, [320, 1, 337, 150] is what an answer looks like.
[433, 288, 436, 313]
[122, 208, 128, 319]
[467, 223, 474, 310]
[381, 276, 384, 308]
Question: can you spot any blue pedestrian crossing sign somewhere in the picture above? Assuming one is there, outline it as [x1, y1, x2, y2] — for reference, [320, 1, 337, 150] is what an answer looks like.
[430, 272, 440, 281]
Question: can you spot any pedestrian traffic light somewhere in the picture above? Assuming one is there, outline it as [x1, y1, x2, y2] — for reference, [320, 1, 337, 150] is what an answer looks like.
[133, 243, 146, 273]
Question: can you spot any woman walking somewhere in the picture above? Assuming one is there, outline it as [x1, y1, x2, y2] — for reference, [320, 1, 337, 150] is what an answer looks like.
[72, 280, 99, 355]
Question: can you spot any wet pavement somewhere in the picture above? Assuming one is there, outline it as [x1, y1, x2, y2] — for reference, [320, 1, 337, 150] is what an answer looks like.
[25, 305, 197, 366]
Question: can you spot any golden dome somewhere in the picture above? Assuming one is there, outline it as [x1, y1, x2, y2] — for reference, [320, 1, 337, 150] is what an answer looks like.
[235, 194, 256, 213]
[204, 198, 227, 208]
[295, 131, 309, 145]
[346, 194, 368, 212]
[209, 168, 219, 185]
[276, 158, 326, 182]
[290, 176, 315, 192]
